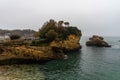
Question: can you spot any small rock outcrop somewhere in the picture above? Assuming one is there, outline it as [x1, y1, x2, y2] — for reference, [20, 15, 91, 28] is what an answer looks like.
[86, 35, 111, 47]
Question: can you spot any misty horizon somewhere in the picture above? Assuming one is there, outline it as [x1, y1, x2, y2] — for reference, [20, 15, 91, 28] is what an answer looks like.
[0, 0, 120, 36]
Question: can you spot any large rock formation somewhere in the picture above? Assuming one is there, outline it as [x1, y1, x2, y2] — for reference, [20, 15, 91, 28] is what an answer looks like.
[0, 19, 82, 65]
[86, 35, 111, 47]
[0, 34, 81, 65]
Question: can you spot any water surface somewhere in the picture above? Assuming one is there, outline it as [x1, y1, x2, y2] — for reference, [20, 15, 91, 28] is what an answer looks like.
[0, 37, 120, 80]
[40, 37, 120, 80]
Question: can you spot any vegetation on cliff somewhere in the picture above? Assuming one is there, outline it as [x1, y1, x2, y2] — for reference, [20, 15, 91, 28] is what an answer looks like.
[32, 19, 81, 46]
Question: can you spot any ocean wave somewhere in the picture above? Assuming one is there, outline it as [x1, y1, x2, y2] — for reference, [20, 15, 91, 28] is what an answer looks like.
[111, 45, 120, 49]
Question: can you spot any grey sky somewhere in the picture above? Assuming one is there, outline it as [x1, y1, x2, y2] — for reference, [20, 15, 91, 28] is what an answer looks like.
[0, 0, 120, 36]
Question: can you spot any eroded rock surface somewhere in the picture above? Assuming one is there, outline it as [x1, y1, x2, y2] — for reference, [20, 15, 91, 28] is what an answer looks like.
[50, 35, 82, 51]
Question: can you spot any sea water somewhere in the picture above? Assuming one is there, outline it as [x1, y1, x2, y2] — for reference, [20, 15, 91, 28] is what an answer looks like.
[0, 37, 120, 80]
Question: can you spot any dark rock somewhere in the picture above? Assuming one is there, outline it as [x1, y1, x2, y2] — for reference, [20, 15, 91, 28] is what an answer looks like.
[86, 35, 111, 47]
[0, 47, 4, 54]
[52, 47, 65, 59]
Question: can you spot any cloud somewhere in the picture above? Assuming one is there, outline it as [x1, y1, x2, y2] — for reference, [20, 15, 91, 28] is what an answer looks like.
[0, 0, 120, 36]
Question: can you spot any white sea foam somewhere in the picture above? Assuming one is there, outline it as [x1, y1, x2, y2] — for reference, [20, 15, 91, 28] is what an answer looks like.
[111, 45, 120, 49]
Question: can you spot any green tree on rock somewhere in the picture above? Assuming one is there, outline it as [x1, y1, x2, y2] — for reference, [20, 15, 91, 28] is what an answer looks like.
[45, 30, 58, 42]
[64, 22, 70, 27]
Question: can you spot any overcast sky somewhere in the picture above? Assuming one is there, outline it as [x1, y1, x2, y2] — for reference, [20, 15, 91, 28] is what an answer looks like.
[0, 0, 120, 36]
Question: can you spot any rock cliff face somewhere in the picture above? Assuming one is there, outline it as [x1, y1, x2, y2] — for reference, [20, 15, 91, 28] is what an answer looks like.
[50, 35, 82, 51]
[0, 46, 64, 61]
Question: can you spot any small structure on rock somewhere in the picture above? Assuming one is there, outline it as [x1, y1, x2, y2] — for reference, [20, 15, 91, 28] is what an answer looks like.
[86, 35, 111, 47]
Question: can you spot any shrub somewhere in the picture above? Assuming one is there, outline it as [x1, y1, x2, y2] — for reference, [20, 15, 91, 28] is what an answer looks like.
[65, 27, 82, 36]
[30, 40, 48, 46]
[45, 30, 58, 42]
[10, 34, 21, 40]
[39, 21, 57, 39]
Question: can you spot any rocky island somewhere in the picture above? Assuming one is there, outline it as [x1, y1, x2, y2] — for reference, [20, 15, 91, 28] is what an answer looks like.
[0, 19, 82, 65]
[86, 35, 111, 47]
